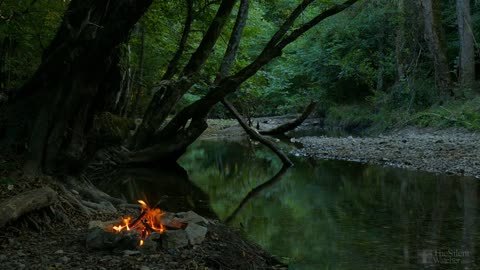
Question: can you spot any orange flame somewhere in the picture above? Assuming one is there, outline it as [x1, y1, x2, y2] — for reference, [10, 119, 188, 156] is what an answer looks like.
[111, 200, 166, 246]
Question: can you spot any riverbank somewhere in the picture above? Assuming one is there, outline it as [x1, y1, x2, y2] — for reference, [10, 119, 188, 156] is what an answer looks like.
[0, 158, 286, 270]
[293, 127, 480, 179]
[203, 117, 480, 179]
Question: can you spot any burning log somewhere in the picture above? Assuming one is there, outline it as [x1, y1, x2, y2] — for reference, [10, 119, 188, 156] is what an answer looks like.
[0, 187, 57, 228]
[86, 200, 208, 252]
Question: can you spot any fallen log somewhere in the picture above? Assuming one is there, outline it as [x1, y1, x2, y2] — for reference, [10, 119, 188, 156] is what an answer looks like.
[259, 101, 318, 135]
[222, 98, 293, 166]
[0, 187, 57, 228]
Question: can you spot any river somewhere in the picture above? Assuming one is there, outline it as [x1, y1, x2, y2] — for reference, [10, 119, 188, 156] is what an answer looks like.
[100, 137, 479, 269]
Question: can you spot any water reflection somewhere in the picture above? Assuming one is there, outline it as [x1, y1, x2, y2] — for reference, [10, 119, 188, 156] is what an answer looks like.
[96, 164, 212, 216]
[179, 138, 480, 269]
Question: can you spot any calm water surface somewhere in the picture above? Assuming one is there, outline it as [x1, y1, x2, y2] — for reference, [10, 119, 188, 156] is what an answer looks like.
[100, 138, 479, 269]
[178, 138, 479, 270]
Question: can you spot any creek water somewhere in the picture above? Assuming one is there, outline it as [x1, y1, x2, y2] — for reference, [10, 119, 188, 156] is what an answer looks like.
[101, 138, 479, 269]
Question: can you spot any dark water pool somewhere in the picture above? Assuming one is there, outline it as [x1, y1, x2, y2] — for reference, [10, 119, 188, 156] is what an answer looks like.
[178, 139, 479, 270]
[99, 138, 479, 269]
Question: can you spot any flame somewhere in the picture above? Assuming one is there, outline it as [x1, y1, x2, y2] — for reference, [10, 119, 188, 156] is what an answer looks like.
[111, 200, 166, 246]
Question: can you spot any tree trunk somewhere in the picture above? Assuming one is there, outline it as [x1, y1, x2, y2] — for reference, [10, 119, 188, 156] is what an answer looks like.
[131, 0, 237, 150]
[259, 101, 318, 135]
[456, 0, 475, 92]
[395, 0, 406, 81]
[161, 0, 193, 81]
[129, 26, 146, 117]
[127, 1, 357, 164]
[222, 98, 293, 166]
[1, 0, 153, 174]
[420, 0, 452, 98]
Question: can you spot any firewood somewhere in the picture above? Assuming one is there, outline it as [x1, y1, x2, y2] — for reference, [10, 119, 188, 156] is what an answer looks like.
[0, 187, 57, 228]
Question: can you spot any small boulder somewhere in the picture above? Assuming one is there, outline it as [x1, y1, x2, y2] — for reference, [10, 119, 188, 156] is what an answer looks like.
[174, 211, 208, 226]
[161, 230, 188, 249]
[185, 223, 207, 245]
[158, 212, 186, 229]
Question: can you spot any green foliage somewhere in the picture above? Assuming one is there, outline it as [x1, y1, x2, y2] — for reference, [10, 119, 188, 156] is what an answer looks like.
[324, 105, 374, 133]
[0, 0, 66, 90]
[414, 98, 480, 131]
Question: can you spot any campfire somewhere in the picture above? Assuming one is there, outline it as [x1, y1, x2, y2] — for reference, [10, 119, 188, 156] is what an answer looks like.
[111, 200, 166, 247]
[86, 200, 209, 252]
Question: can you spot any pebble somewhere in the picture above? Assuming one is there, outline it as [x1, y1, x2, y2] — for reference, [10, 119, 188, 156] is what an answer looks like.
[297, 128, 480, 178]
[54, 250, 64, 254]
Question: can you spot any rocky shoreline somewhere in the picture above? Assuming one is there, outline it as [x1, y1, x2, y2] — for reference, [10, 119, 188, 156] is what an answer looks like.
[292, 127, 480, 179]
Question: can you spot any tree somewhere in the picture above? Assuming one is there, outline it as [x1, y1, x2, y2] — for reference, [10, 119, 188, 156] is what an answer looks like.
[1, 0, 360, 174]
[126, 0, 360, 165]
[1, 0, 153, 174]
[456, 0, 475, 92]
[420, 0, 452, 97]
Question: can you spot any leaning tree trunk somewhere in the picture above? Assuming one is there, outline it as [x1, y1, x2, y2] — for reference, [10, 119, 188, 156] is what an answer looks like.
[1, 0, 153, 174]
[126, 0, 358, 165]
[420, 0, 452, 98]
[131, 0, 237, 150]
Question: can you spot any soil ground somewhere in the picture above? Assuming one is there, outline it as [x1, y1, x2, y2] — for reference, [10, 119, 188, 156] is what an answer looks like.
[0, 157, 286, 270]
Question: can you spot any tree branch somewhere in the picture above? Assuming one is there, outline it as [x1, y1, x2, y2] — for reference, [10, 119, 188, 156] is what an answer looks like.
[162, 0, 194, 80]
[181, 0, 237, 76]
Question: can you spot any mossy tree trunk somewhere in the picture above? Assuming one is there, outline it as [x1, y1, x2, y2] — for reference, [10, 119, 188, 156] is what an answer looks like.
[1, 0, 153, 174]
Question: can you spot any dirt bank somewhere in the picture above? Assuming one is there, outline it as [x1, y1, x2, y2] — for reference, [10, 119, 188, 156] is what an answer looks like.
[0, 158, 286, 270]
[293, 127, 480, 179]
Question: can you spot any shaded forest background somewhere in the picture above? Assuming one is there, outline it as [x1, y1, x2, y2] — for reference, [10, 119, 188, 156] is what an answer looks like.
[0, 0, 479, 166]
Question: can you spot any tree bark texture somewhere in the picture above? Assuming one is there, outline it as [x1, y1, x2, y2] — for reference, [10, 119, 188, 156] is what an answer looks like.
[1, 0, 153, 174]
[420, 0, 452, 97]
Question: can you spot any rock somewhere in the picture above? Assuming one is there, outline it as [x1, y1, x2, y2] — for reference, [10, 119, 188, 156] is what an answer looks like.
[114, 231, 141, 251]
[140, 232, 161, 254]
[59, 256, 70, 263]
[140, 266, 150, 270]
[86, 228, 118, 250]
[123, 250, 141, 256]
[161, 230, 189, 249]
[86, 228, 140, 251]
[174, 211, 208, 226]
[158, 212, 185, 229]
[54, 250, 64, 254]
[0, 254, 6, 261]
[185, 223, 207, 245]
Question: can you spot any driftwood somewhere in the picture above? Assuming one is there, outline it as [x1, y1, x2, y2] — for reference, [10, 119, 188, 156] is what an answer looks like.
[259, 101, 318, 135]
[0, 187, 57, 228]
[222, 98, 293, 166]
